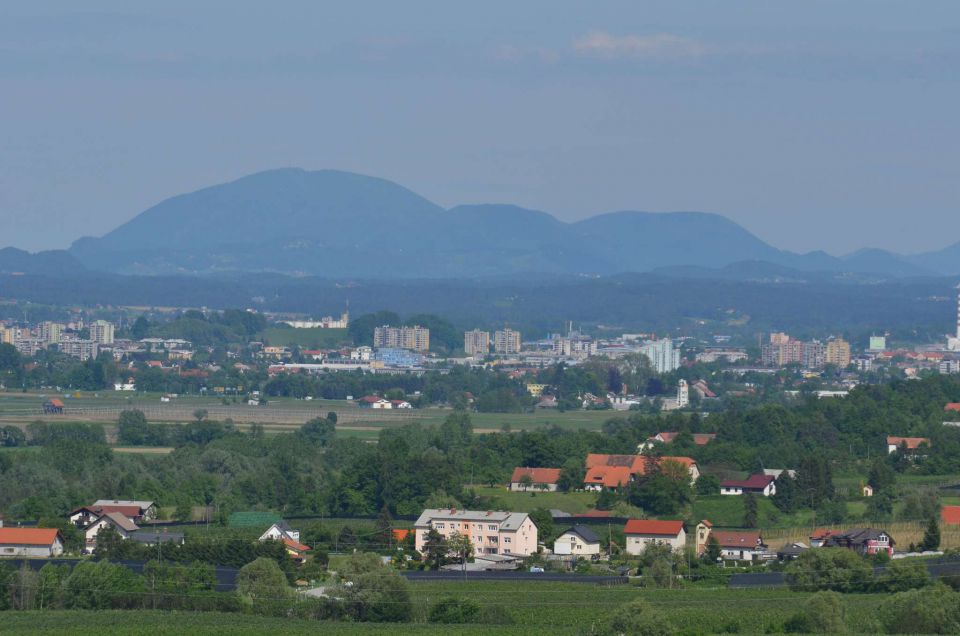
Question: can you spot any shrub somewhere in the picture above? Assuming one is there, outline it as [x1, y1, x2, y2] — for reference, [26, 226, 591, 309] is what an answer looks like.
[873, 558, 929, 593]
[879, 584, 960, 634]
[786, 548, 872, 592]
[785, 591, 847, 633]
[594, 599, 673, 636]
[429, 596, 481, 623]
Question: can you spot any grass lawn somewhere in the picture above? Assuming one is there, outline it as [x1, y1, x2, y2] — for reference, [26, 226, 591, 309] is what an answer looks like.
[691, 496, 814, 529]
[259, 327, 349, 348]
[468, 485, 597, 514]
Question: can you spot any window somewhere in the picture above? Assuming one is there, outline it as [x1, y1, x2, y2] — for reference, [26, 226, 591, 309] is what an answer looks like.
[504, 537, 511, 544]
[435, 523, 445, 529]
[488, 536, 498, 543]
[488, 524, 497, 531]
[3, 548, 13, 554]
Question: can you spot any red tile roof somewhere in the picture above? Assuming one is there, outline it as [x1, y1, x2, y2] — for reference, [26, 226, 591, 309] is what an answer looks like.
[711, 531, 762, 549]
[942, 506, 960, 525]
[0, 528, 61, 546]
[721, 474, 776, 489]
[623, 519, 684, 536]
[283, 537, 311, 553]
[511, 467, 561, 484]
[886, 436, 929, 450]
[48, 399, 65, 408]
[946, 403, 960, 412]
[392, 529, 411, 541]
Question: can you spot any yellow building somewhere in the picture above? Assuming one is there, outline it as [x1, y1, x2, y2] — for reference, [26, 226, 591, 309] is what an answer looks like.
[825, 337, 851, 368]
[526, 383, 547, 397]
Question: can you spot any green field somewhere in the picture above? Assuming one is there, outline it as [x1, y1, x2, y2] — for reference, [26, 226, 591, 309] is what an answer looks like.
[469, 485, 598, 514]
[259, 327, 349, 348]
[0, 587, 891, 635]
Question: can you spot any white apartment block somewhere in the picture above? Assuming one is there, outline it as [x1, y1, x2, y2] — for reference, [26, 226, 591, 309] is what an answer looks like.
[493, 329, 521, 355]
[414, 509, 538, 557]
[464, 330, 491, 357]
[89, 320, 115, 345]
[639, 338, 681, 373]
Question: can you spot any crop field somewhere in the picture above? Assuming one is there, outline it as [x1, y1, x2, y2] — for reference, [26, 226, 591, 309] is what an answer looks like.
[0, 588, 892, 635]
[468, 485, 598, 514]
[258, 327, 350, 348]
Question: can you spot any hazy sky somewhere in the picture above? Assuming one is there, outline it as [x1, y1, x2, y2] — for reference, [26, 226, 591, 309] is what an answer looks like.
[2, 1, 959, 255]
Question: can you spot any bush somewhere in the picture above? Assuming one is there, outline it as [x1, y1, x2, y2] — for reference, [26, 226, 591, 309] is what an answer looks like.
[879, 584, 960, 634]
[786, 548, 872, 593]
[594, 599, 673, 636]
[429, 596, 481, 623]
[873, 558, 929, 593]
[785, 591, 847, 633]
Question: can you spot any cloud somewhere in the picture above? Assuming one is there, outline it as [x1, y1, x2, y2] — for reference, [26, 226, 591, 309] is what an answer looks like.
[573, 31, 705, 59]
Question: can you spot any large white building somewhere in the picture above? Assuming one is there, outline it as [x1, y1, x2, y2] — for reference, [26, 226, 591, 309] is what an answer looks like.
[374, 325, 430, 352]
[283, 310, 349, 329]
[464, 329, 490, 357]
[414, 509, 538, 557]
[948, 284, 960, 352]
[89, 320, 115, 345]
[493, 329, 521, 355]
[638, 338, 681, 373]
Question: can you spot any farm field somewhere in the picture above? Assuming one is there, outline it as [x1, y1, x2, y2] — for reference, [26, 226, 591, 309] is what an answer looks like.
[468, 485, 598, 514]
[258, 326, 349, 348]
[0, 588, 891, 635]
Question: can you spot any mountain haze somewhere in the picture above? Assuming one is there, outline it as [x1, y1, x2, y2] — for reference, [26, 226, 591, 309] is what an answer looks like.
[53, 168, 960, 279]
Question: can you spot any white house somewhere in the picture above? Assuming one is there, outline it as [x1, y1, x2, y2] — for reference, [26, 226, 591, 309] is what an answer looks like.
[259, 520, 300, 543]
[553, 526, 602, 557]
[509, 467, 561, 492]
[720, 474, 777, 497]
[623, 520, 686, 555]
[0, 528, 64, 558]
[712, 531, 767, 561]
[83, 512, 139, 550]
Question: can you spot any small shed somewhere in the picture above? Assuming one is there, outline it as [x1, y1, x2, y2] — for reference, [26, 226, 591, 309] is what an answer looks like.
[42, 399, 64, 415]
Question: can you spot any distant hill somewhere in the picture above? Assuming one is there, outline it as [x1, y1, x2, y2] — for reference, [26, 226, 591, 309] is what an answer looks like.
[32, 167, 960, 279]
[0, 247, 86, 277]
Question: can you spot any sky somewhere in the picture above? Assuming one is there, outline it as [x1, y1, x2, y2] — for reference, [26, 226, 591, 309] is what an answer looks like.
[1, 1, 959, 255]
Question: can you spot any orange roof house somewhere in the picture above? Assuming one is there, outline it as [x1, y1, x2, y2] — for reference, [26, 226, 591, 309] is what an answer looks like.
[583, 454, 699, 489]
[510, 467, 562, 490]
[945, 403, 960, 413]
[0, 528, 65, 557]
[886, 436, 930, 454]
[623, 520, 685, 536]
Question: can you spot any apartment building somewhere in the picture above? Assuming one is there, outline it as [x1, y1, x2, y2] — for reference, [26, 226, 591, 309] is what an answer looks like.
[638, 337, 681, 373]
[373, 325, 430, 352]
[464, 329, 490, 357]
[89, 320, 115, 345]
[825, 337, 851, 368]
[493, 329, 521, 355]
[39, 321, 64, 344]
[761, 333, 803, 366]
[58, 338, 98, 361]
[414, 509, 538, 556]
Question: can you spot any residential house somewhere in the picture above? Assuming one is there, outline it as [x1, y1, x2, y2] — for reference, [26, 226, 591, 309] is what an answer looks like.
[639, 432, 716, 450]
[711, 531, 767, 561]
[886, 436, 930, 455]
[414, 509, 538, 557]
[823, 528, 895, 557]
[809, 529, 835, 548]
[258, 520, 311, 563]
[553, 526, 602, 557]
[624, 520, 686, 554]
[583, 454, 699, 491]
[83, 512, 140, 550]
[70, 500, 156, 526]
[694, 520, 713, 555]
[509, 467, 561, 492]
[358, 396, 392, 409]
[0, 528, 65, 558]
[777, 543, 810, 561]
[720, 474, 777, 497]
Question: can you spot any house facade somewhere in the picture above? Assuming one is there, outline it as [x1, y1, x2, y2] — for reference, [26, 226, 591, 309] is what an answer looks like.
[0, 528, 64, 558]
[553, 526, 601, 557]
[720, 474, 777, 497]
[583, 454, 699, 491]
[83, 512, 139, 550]
[509, 467, 561, 492]
[414, 509, 538, 557]
[712, 531, 767, 561]
[623, 520, 686, 554]
[886, 436, 930, 455]
[823, 528, 895, 556]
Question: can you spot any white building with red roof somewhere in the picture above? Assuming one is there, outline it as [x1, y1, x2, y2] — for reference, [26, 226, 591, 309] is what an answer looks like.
[509, 467, 561, 491]
[623, 519, 686, 554]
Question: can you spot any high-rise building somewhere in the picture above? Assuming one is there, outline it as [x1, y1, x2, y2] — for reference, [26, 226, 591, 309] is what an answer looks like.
[58, 339, 98, 361]
[373, 325, 430, 352]
[949, 284, 960, 351]
[802, 341, 826, 369]
[638, 338, 681, 373]
[39, 321, 63, 344]
[89, 320, 115, 345]
[493, 329, 521, 355]
[464, 329, 490, 357]
[676, 379, 689, 408]
[825, 337, 851, 368]
[761, 333, 803, 366]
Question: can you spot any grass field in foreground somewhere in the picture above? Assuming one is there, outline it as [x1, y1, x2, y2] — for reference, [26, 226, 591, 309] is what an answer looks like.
[0, 588, 890, 635]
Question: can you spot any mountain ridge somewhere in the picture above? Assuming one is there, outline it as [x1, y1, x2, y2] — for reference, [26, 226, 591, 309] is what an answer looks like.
[5, 168, 957, 279]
